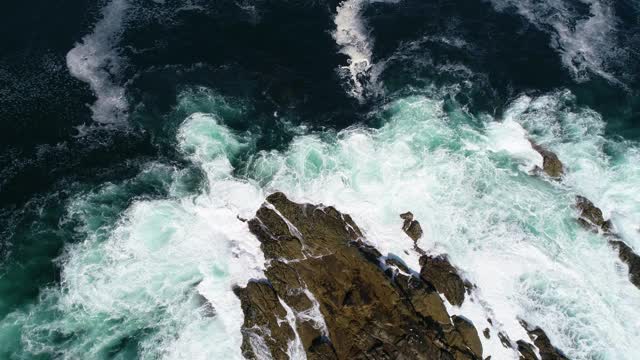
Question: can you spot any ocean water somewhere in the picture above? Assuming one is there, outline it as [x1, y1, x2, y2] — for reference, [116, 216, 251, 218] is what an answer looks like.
[1, 0, 639, 359]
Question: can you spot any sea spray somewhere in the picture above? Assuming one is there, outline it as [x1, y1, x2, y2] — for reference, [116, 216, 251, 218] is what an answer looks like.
[66, 0, 130, 126]
[333, 0, 375, 99]
[3, 90, 640, 359]
[248, 94, 640, 359]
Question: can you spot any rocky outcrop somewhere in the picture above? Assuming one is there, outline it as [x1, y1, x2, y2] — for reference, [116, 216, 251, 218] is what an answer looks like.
[401, 211, 423, 242]
[450, 316, 483, 358]
[520, 320, 569, 360]
[419, 254, 469, 307]
[235, 193, 574, 360]
[573, 196, 640, 290]
[575, 196, 612, 234]
[610, 240, 640, 288]
[529, 141, 564, 179]
[517, 340, 539, 360]
[237, 192, 484, 360]
[524, 138, 640, 291]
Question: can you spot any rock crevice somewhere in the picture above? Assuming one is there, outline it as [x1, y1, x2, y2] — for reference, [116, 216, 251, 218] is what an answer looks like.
[237, 193, 484, 359]
[235, 193, 570, 360]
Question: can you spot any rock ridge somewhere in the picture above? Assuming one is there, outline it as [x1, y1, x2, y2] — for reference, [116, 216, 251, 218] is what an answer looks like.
[239, 192, 484, 359]
[234, 192, 569, 360]
[528, 142, 640, 290]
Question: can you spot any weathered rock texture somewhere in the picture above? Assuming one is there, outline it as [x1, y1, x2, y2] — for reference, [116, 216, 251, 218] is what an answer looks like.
[529, 141, 564, 179]
[235, 193, 570, 360]
[237, 192, 484, 360]
[234, 281, 296, 360]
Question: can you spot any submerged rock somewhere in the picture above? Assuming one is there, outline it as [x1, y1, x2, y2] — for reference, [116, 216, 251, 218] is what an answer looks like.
[497, 332, 513, 349]
[575, 196, 612, 234]
[237, 192, 485, 359]
[610, 240, 640, 289]
[193, 292, 216, 318]
[529, 141, 564, 179]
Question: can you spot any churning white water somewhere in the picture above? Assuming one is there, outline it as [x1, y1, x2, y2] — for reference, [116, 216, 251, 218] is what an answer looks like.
[333, 0, 376, 99]
[66, 0, 130, 126]
[487, 0, 627, 84]
[2, 87, 638, 359]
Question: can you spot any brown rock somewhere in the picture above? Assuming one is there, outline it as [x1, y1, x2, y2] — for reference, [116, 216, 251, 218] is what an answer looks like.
[240, 192, 484, 360]
[264, 260, 312, 311]
[307, 337, 338, 360]
[520, 320, 569, 360]
[385, 257, 411, 274]
[420, 254, 468, 306]
[530, 141, 564, 179]
[452, 316, 484, 358]
[483, 328, 490, 339]
[297, 320, 325, 353]
[394, 271, 451, 325]
[609, 240, 640, 289]
[401, 211, 424, 242]
[573, 196, 640, 290]
[498, 332, 513, 348]
[517, 340, 538, 360]
[233, 281, 295, 360]
[575, 196, 612, 234]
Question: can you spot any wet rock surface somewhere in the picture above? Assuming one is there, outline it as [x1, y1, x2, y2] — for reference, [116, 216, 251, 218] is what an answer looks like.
[575, 196, 612, 234]
[235, 193, 570, 360]
[529, 141, 564, 179]
[419, 254, 468, 306]
[524, 139, 640, 291]
[520, 320, 569, 360]
[238, 192, 484, 359]
[401, 211, 424, 242]
[234, 280, 296, 360]
[517, 340, 538, 360]
[524, 140, 640, 291]
[610, 240, 640, 288]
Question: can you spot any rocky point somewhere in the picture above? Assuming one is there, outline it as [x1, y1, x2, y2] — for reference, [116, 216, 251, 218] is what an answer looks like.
[234, 192, 570, 359]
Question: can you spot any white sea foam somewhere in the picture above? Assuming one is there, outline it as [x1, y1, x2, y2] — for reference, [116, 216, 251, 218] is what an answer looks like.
[506, 90, 640, 252]
[248, 94, 640, 359]
[279, 298, 307, 360]
[299, 288, 329, 337]
[333, 0, 377, 99]
[488, 0, 626, 84]
[486, 118, 543, 172]
[66, 0, 130, 125]
[6, 89, 640, 359]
